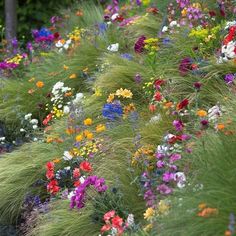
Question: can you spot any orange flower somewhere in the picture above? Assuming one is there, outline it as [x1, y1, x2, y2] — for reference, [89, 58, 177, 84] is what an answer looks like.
[65, 92, 72, 97]
[198, 207, 218, 217]
[66, 127, 75, 135]
[53, 158, 61, 163]
[76, 134, 83, 142]
[164, 101, 173, 109]
[149, 104, 156, 112]
[198, 203, 207, 210]
[84, 118, 93, 126]
[36, 81, 44, 88]
[76, 10, 83, 16]
[46, 137, 54, 143]
[69, 73, 77, 79]
[197, 110, 207, 117]
[86, 132, 94, 140]
[225, 230, 232, 236]
[217, 123, 225, 130]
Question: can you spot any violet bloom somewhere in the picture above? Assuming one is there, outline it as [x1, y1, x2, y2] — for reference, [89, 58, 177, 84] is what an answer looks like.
[224, 74, 235, 85]
[134, 73, 142, 83]
[27, 42, 33, 51]
[157, 184, 173, 195]
[134, 35, 146, 53]
[144, 189, 156, 206]
[173, 120, 184, 132]
[169, 153, 182, 163]
[162, 172, 175, 182]
[157, 160, 165, 168]
[136, 0, 141, 6]
[176, 0, 190, 8]
[187, 6, 203, 21]
[181, 134, 191, 141]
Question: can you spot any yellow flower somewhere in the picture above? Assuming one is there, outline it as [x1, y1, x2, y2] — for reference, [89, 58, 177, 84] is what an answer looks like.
[69, 73, 77, 79]
[143, 224, 153, 232]
[84, 118, 93, 126]
[107, 93, 115, 103]
[94, 87, 102, 97]
[76, 134, 83, 142]
[197, 110, 207, 117]
[63, 65, 69, 70]
[36, 81, 44, 88]
[122, 89, 133, 98]
[144, 207, 155, 220]
[158, 200, 170, 215]
[96, 124, 106, 133]
[142, 0, 150, 6]
[28, 77, 35, 82]
[86, 132, 94, 140]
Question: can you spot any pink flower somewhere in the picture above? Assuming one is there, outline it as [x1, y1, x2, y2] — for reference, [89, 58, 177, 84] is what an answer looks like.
[162, 172, 175, 182]
[169, 153, 182, 163]
[104, 210, 116, 221]
[157, 184, 173, 195]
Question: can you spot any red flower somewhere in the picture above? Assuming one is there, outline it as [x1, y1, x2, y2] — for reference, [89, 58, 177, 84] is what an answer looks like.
[112, 216, 123, 228]
[80, 161, 92, 172]
[104, 210, 116, 221]
[147, 7, 159, 14]
[154, 91, 162, 101]
[74, 180, 81, 187]
[101, 224, 111, 233]
[168, 135, 183, 144]
[177, 98, 189, 110]
[154, 79, 165, 89]
[209, 11, 216, 17]
[149, 104, 156, 112]
[46, 170, 54, 180]
[43, 113, 53, 126]
[47, 179, 60, 195]
[53, 32, 60, 39]
[46, 161, 55, 171]
[73, 168, 81, 178]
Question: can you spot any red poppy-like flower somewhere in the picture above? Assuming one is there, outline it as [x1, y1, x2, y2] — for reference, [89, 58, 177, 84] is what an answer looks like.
[74, 180, 81, 187]
[147, 7, 159, 14]
[73, 168, 81, 178]
[101, 224, 111, 233]
[80, 161, 92, 172]
[112, 215, 123, 228]
[168, 135, 183, 144]
[149, 104, 156, 112]
[104, 210, 116, 221]
[154, 91, 162, 101]
[46, 170, 54, 180]
[43, 113, 53, 126]
[209, 10, 216, 17]
[154, 79, 165, 89]
[46, 161, 55, 171]
[53, 32, 60, 39]
[47, 179, 60, 195]
[177, 98, 189, 110]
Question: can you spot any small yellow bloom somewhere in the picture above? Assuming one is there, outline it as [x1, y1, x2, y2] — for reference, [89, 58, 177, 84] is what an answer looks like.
[53, 158, 61, 163]
[63, 65, 69, 70]
[96, 124, 106, 133]
[36, 81, 44, 88]
[76, 134, 83, 142]
[197, 110, 207, 117]
[84, 118, 93, 126]
[144, 207, 155, 220]
[143, 224, 153, 232]
[69, 73, 77, 79]
[86, 132, 94, 140]
[107, 93, 115, 103]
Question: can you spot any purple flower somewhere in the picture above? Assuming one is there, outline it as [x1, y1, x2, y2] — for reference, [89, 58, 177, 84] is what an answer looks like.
[169, 153, 182, 163]
[134, 73, 142, 83]
[176, 0, 190, 8]
[157, 184, 173, 195]
[136, 0, 142, 6]
[173, 120, 184, 131]
[162, 172, 175, 182]
[134, 35, 146, 53]
[224, 74, 235, 85]
[157, 160, 165, 168]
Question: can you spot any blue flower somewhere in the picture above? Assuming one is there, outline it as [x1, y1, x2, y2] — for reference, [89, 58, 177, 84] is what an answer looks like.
[102, 102, 123, 120]
[121, 53, 133, 60]
[39, 28, 52, 37]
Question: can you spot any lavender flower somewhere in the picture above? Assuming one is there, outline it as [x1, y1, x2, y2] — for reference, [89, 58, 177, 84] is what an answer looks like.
[157, 184, 173, 195]
[224, 74, 235, 84]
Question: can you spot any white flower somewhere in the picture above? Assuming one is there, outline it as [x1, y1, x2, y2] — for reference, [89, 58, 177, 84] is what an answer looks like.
[0, 137, 5, 141]
[79, 176, 85, 184]
[20, 128, 26, 132]
[33, 137, 38, 142]
[162, 26, 168, 32]
[107, 43, 119, 52]
[24, 113, 32, 120]
[126, 214, 134, 226]
[58, 104, 63, 109]
[73, 93, 84, 104]
[30, 119, 38, 125]
[208, 105, 222, 121]
[64, 166, 71, 171]
[225, 21, 236, 30]
[150, 114, 161, 123]
[111, 13, 119, 21]
[55, 40, 64, 48]
[221, 41, 236, 60]
[63, 151, 73, 161]
[169, 21, 178, 28]
[174, 172, 186, 189]
[157, 144, 169, 154]
[52, 82, 64, 94]
[63, 105, 70, 114]
[32, 125, 38, 130]
[68, 191, 75, 200]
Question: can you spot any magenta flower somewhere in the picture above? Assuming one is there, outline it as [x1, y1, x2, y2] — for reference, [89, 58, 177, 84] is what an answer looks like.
[169, 153, 182, 163]
[134, 35, 146, 53]
[162, 172, 175, 182]
[193, 81, 202, 91]
[157, 184, 173, 195]
[224, 74, 235, 84]
[157, 160, 165, 168]
[173, 120, 184, 131]
[179, 57, 193, 76]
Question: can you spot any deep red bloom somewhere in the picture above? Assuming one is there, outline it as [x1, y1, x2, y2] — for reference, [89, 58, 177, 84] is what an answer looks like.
[154, 91, 162, 101]
[177, 98, 189, 110]
[209, 11, 216, 17]
[154, 79, 165, 89]
[80, 161, 92, 172]
[43, 113, 53, 126]
[47, 179, 60, 195]
[74, 180, 81, 187]
[134, 35, 146, 53]
[112, 215, 123, 228]
[53, 32, 60, 39]
[168, 135, 183, 144]
[179, 57, 193, 76]
[46, 170, 54, 180]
